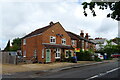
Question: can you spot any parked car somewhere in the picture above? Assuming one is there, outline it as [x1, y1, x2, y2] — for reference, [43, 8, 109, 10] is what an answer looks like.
[95, 53, 104, 59]
[111, 53, 120, 58]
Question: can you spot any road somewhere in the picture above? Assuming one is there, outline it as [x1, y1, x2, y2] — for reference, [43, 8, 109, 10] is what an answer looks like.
[2, 59, 120, 80]
[38, 60, 120, 79]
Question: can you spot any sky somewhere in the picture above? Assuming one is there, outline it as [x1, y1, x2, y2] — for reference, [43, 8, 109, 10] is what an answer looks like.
[0, 0, 118, 50]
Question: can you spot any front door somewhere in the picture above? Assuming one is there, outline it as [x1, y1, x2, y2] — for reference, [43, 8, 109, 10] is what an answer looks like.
[46, 49, 51, 62]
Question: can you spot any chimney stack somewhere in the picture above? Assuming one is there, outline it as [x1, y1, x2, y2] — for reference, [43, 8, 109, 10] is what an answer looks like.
[80, 30, 84, 37]
[85, 33, 89, 39]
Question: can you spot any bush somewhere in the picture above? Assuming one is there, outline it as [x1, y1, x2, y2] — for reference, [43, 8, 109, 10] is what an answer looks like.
[94, 55, 102, 62]
[76, 50, 93, 61]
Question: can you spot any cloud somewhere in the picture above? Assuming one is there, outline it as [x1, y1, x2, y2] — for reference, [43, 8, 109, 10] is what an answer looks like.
[0, 1, 118, 49]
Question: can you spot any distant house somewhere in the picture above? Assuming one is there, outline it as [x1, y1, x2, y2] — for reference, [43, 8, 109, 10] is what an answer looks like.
[21, 22, 74, 63]
[66, 30, 96, 52]
[90, 38, 117, 50]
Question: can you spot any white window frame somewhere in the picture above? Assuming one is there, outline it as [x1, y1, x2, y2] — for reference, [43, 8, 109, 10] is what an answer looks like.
[72, 40, 76, 46]
[23, 50, 26, 57]
[50, 36, 56, 44]
[70, 50, 73, 57]
[33, 50, 37, 58]
[62, 38, 66, 45]
[82, 40, 84, 48]
[23, 39, 26, 45]
[65, 50, 69, 58]
[86, 42, 89, 48]
[42, 49, 44, 58]
[55, 48, 61, 59]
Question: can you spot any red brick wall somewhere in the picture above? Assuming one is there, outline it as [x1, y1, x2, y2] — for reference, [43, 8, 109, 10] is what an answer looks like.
[21, 22, 73, 63]
[42, 23, 71, 45]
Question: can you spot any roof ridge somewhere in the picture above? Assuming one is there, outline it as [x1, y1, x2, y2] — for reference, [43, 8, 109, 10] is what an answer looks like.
[22, 22, 58, 39]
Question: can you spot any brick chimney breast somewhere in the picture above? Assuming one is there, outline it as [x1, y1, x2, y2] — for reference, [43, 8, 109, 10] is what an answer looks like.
[85, 33, 89, 39]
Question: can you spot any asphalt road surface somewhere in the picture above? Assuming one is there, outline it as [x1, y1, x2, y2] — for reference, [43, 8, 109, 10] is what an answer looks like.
[38, 60, 120, 79]
[2, 59, 120, 80]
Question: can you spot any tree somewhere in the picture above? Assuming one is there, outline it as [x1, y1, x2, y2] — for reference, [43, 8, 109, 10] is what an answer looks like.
[82, 1, 120, 21]
[11, 38, 21, 51]
[103, 40, 118, 58]
[112, 37, 120, 45]
[4, 40, 11, 51]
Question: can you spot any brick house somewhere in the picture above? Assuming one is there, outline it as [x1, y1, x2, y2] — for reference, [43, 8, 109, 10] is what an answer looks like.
[21, 22, 74, 63]
[66, 30, 96, 52]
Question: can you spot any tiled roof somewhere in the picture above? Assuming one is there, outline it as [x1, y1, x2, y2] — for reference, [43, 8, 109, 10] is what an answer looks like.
[66, 31, 95, 44]
[22, 22, 58, 39]
[66, 31, 84, 40]
[43, 44, 73, 49]
[91, 39, 106, 44]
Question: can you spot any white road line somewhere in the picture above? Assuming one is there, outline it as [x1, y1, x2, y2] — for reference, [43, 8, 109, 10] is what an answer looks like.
[85, 67, 120, 80]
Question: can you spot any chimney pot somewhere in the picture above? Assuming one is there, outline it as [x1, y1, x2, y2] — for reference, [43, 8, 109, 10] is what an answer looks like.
[50, 21, 54, 25]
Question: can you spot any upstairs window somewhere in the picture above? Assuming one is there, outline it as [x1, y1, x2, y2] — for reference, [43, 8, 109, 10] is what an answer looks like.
[62, 38, 66, 45]
[82, 40, 84, 48]
[86, 42, 89, 48]
[72, 40, 76, 46]
[50, 36, 56, 44]
[23, 39, 26, 45]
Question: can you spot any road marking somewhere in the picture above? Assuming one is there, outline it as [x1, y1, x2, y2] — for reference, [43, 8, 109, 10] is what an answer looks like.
[85, 67, 120, 80]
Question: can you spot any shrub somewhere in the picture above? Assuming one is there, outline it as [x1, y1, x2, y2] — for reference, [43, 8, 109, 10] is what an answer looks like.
[94, 55, 102, 62]
[76, 50, 93, 61]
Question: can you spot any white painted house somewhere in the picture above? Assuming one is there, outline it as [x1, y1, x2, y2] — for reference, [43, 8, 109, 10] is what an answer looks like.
[90, 38, 117, 50]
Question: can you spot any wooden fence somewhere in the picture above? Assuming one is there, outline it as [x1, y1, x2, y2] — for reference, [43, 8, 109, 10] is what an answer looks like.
[1, 52, 17, 64]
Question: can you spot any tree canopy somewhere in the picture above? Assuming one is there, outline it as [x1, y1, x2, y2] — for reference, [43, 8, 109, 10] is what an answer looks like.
[4, 38, 21, 51]
[11, 38, 21, 51]
[82, 1, 120, 21]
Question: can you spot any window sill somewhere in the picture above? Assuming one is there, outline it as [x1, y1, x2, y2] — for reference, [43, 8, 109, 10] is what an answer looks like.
[55, 57, 60, 59]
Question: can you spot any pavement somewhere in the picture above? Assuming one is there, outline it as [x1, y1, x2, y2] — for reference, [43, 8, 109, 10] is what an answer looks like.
[2, 61, 96, 74]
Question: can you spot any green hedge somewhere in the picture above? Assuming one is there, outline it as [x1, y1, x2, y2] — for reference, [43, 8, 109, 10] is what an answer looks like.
[76, 50, 94, 61]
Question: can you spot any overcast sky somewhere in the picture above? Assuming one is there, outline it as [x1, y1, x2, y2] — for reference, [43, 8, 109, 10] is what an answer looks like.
[0, 0, 118, 50]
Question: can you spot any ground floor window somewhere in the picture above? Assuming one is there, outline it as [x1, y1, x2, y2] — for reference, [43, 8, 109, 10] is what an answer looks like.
[42, 49, 44, 58]
[65, 50, 73, 58]
[55, 48, 61, 59]
[23, 51, 26, 57]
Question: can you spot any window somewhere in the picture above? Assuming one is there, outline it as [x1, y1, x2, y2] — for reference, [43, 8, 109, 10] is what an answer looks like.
[86, 42, 89, 48]
[82, 40, 84, 48]
[23, 39, 26, 45]
[23, 51, 26, 57]
[55, 48, 61, 58]
[72, 40, 76, 46]
[65, 50, 72, 58]
[42, 49, 44, 58]
[34, 50, 37, 58]
[50, 36, 56, 43]
[65, 50, 69, 58]
[62, 38, 66, 45]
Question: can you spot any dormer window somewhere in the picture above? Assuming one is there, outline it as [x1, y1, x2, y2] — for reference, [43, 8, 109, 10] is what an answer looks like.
[62, 38, 66, 45]
[50, 36, 56, 44]
[23, 39, 26, 45]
